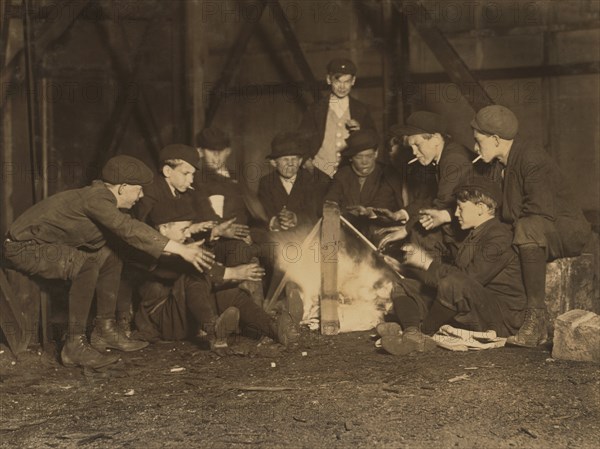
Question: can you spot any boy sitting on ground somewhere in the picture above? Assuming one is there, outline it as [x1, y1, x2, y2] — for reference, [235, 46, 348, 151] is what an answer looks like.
[380, 175, 527, 355]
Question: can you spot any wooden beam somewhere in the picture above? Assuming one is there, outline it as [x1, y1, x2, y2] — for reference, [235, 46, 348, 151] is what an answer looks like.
[268, 0, 319, 102]
[0, 269, 27, 356]
[205, 0, 267, 125]
[382, 0, 400, 133]
[395, 0, 494, 111]
[0, 0, 92, 110]
[320, 202, 340, 335]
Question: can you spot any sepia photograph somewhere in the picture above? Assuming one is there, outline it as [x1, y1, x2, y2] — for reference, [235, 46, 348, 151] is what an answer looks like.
[0, 1, 599, 448]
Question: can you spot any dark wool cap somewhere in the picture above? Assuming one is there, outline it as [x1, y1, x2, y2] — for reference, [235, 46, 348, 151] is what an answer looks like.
[454, 175, 503, 206]
[471, 105, 519, 140]
[159, 144, 201, 169]
[196, 127, 231, 151]
[327, 58, 357, 76]
[149, 199, 197, 226]
[391, 111, 447, 137]
[342, 129, 379, 158]
[101, 155, 154, 186]
[268, 132, 306, 159]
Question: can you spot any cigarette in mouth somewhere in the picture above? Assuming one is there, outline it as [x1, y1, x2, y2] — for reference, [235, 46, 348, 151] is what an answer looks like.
[408, 157, 419, 165]
[187, 186, 195, 190]
[471, 155, 482, 164]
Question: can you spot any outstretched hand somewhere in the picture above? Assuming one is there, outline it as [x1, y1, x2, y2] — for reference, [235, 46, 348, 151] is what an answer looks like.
[375, 225, 408, 250]
[213, 217, 250, 240]
[182, 240, 215, 272]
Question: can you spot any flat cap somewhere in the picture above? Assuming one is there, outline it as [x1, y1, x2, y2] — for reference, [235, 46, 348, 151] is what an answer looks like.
[196, 127, 231, 151]
[471, 105, 518, 140]
[327, 58, 357, 76]
[101, 155, 154, 186]
[342, 129, 379, 158]
[391, 111, 447, 137]
[454, 175, 503, 206]
[159, 144, 201, 169]
[268, 131, 306, 159]
[149, 199, 197, 226]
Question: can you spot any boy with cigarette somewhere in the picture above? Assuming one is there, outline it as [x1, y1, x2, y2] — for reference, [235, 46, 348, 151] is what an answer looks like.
[470, 105, 591, 347]
[381, 176, 527, 355]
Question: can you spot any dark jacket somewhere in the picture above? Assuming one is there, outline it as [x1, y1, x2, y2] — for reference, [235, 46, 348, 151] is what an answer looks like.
[493, 138, 591, 255]
[8, 180, 167, 258]
[299, 95, 376, 154]
[324, 163, 399, 211]
[191, 165, 249, 224]
[426, 217, 526, 323]
[134, 176, 196, 225]
[258, 168, 318, 228]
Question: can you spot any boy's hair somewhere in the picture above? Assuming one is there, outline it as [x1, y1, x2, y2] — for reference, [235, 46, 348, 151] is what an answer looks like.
[456, 188, 497, 214]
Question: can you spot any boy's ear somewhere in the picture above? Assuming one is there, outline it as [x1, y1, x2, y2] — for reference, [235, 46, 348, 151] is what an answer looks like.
[326, 74, 332, 85]
[162, 165, 172, 178]
[269, 159, 277, 168]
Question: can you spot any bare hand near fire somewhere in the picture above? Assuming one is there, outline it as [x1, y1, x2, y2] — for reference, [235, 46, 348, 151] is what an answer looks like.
[383, 255, 403, 272]
[346, 205, 375, 217]
[229, 262, 265, 282]
[189, 221, 218, 234]
[401, 243, 433, 270]
[278, 207, 298, 230]
[373, 208, 409, 223]
[183, 240, 215, 272]
[376, 226, 408, 250]
[419, 209, 451, 230]
[212, 217, 250, 240]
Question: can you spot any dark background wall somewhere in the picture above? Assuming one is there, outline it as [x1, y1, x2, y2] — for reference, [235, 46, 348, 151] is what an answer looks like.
[1, 0, 599, 237]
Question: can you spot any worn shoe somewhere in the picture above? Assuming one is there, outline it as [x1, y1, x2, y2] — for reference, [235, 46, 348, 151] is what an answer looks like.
[117, 311, 133, 338]
[381, 328, 437, 355]
[61, 335, 120, 369]
[91, 318, 149, 352]
[506, 308, 548, 347]
[376, 322, 403, 338]
[276, 312, 300, 347]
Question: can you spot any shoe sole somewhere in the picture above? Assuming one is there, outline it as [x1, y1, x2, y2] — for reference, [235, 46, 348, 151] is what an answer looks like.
[91, 338, 150, 352]
[215, 307, 240, 340]
[376, 322, 402, 338]
[61, 352, 121, 369]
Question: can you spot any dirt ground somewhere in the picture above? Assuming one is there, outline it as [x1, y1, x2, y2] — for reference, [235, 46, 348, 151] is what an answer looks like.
[0, 328, 598, 449]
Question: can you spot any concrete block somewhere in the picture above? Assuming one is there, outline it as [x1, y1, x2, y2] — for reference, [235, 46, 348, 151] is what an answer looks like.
[545, 254, 598, 333]
[552, 310, 600, 363]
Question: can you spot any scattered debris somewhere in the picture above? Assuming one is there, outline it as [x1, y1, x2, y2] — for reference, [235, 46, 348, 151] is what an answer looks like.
[545, 358, 556, 363]
[464, 366, 479, 370]
[124, 389, 135, 396]
[170, 367, 186, 373]
[234, 386, 296, 392]
[293, 416, 307, 423]
[448, 374, 470, 383]
[344, 421, 353, 431]
[519, 427, 538, 439]
[270, 362, 276, 368]
[301, 351, 308, 357]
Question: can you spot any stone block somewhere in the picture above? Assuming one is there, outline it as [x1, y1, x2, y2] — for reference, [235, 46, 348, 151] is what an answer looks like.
[545, 254, 598, 333]
[552, 310, 600, 363]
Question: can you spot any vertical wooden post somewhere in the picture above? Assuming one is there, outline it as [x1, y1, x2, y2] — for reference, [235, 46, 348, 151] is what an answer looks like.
[320, 202, 340, 335]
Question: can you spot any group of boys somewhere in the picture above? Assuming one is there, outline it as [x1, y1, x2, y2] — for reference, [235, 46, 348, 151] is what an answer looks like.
[1, 57, 591, 368]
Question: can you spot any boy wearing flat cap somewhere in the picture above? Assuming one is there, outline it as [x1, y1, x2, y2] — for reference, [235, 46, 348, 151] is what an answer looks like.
[2, 155, 214, 369]
[299, 58, 376, 180]
[258, 131, 319, 233]
[380, 176, 527, 355]
[324, 129, 400, 238]
[380, 111, 480, 256]
[134, 200, 299, 351]
[471, 105, 591, 347]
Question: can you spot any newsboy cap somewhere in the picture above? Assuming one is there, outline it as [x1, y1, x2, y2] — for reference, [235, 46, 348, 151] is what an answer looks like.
[391, 111, 447, 137]
[149, 199, 197, 226]
[268, 132, 306, 159]
[327, 58, 357, 76]
[342, 129, 379, 158]
[471, 105, 519, 140]
[196, 127, 231, 151]
[454, 175, 503, 206]
[159, 144, 201, 169]
[101, 155, 154, 185]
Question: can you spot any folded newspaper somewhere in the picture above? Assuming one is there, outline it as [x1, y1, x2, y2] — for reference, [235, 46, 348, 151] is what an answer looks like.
[433, 325, 507, 351]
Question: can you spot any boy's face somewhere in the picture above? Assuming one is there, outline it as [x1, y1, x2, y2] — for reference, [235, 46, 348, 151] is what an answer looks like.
[455, 200, 482, 230]
[327, 74, 355, 99]
[351, 148, 378, 175]
[117, 184, 144, 209]
[473, 129, 499, 163]
[201, 147, 231, 171]
[271, 155, 302, 179]
[159, 220, 192, 243]
[407, 134, 441, 166]
[163, 160, 196, 193]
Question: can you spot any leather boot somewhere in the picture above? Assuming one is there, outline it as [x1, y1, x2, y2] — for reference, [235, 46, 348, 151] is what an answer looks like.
[61, 335, 120, 369]
[381, 327, 437, 356]
[91, 318, 149, 352]
[506, 308, 548, 347]
[275, 312, 300, 347]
